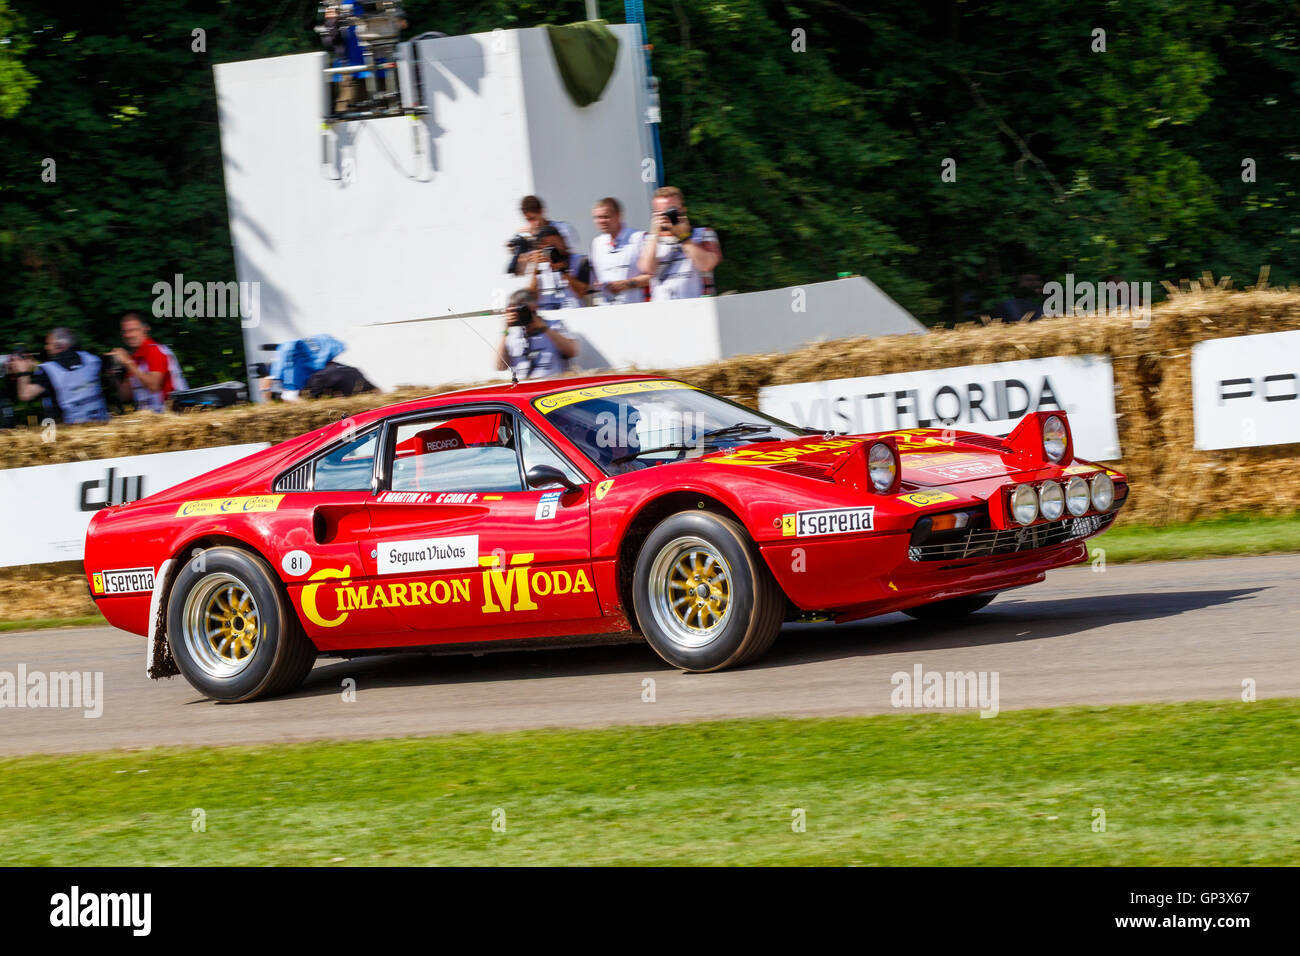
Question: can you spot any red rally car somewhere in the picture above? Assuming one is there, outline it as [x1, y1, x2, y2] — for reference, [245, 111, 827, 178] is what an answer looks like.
[84, 375, 1128, 702]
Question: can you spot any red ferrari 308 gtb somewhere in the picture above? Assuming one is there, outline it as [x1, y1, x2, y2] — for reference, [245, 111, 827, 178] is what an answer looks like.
[84, 375, 1128, 701]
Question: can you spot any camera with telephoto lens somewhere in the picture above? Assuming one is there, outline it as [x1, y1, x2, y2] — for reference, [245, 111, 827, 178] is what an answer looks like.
[103, 354, 127, 383]
[6, 344, 35, 366]
[508, 233, 537, 256]
[509, 303, 535, 329]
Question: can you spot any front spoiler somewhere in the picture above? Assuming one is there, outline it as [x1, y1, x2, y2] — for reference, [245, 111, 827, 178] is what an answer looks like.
[761, 533, 1089, 623]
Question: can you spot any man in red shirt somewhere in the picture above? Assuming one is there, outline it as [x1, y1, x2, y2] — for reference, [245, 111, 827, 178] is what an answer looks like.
[109, 312, 187, 413]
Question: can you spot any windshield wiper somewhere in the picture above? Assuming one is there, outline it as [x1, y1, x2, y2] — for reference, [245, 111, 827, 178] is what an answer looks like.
[611, 444, 704, 465]
[700, 422, 780, 441]
[611, 424, 783, 465]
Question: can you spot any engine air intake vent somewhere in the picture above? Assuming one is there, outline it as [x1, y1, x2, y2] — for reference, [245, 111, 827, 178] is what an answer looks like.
[769, 462, 835, 482]
[274, 462, 311, 492]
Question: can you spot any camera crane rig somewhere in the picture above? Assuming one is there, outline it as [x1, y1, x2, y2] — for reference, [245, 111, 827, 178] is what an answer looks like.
[316, 2, 432, 179]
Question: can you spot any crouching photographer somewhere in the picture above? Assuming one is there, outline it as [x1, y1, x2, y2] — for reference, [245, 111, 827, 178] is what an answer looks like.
[496, 289, 578, 380]
[521, 225, 592, 311]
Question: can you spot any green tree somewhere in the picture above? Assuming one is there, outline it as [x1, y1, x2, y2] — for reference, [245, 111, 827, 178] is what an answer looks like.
[0, 0, 38, 119]
[4, 0, 1300, 414]
[0, 0, 316, 392]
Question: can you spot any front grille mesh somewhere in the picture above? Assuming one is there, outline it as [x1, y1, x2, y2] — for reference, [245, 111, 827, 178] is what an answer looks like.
[908, 512, 1114, 562]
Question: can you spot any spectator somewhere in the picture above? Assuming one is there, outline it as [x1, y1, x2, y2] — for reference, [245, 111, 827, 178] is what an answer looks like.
[994, 274, 1045, 322]
[496, 289, 578, 380]
[637, 186, 722, 302]
[110, 312, 187, 413]
[526, 224, 592, 311]
[589, 197, 649, 305]
[6, 327, 110, 424]
[507, 195, 579, 275]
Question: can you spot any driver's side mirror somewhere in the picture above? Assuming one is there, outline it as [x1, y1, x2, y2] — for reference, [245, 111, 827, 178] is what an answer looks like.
[525, 463, 581, 494]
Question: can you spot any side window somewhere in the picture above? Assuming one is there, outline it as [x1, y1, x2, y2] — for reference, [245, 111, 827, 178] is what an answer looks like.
[519, 418, 585, 487]
[389, 411, 524, 493]
[314, 430, 378, 491]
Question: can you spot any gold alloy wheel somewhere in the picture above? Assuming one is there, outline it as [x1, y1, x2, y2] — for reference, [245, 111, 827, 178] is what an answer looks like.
[648, 535, 733, 648]
[181, 573, 263, 679]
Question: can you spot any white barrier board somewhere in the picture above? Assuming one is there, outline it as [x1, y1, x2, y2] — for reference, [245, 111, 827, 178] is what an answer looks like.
[0, 444, 269, 567]
[759, 355, 1121, 461]
[1191, 329, 1300, 450]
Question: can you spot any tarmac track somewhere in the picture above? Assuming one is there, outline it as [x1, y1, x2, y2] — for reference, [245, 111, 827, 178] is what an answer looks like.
[0, 554, 1296, 755]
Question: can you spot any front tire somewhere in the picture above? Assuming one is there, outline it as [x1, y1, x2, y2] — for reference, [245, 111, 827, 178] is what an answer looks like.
[166, 546, 317, 702]
[901, 593, 997, 621]
[632, 511, 784, 671]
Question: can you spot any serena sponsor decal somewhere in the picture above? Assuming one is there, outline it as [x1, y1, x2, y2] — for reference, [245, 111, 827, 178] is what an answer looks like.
[781, 507, 874, 537]
[378, 534, 478, 575]
[299, 553, 595, 627]
[91, 566, 156, 595]
[175, 494, 283, 517]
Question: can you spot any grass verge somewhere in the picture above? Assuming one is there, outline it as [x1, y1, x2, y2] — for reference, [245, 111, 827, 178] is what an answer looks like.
[1091, 511, 1300, 563]
[0, 615, 103, 634]
[1, 698, 1297, 865]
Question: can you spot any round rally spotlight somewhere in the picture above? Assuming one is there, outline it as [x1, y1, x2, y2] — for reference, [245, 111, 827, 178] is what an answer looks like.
[1011, 483, 1039, 526]
[1090, 472, 1115, 512]
[1042, 415, 1067, 462]
[1065, 475, 1091, 516]
[1037, 480, 1065, 521]
[868, 442, 897, 493]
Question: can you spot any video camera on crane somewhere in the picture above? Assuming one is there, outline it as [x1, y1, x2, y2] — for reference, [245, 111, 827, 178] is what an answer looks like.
[315, 1, 429, 122]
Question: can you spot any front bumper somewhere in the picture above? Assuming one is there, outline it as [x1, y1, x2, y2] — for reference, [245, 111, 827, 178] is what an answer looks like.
[761, 527, 1095, 623]
[908, 512, 1117, 562]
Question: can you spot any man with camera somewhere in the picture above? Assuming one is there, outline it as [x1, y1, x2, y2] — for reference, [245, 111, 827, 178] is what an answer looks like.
[495, 289, 578, 380]
[108, 312, 187, 413]
[523, 225, 592, 311]
[590, 197, 649, 305]
[6, 328, 110, 424]
[507, 195, 579, 276]
[637, 186, 722, 302]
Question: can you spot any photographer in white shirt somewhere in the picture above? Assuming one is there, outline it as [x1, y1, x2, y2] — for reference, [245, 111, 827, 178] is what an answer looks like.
[637, 186, 722, 302]
[589, 197, 649, 305]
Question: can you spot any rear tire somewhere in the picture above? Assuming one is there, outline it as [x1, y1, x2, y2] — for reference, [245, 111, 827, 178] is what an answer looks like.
[901, 593, 997, 621]
[632, 511, 784, 671]
[166, 546, 317, 702]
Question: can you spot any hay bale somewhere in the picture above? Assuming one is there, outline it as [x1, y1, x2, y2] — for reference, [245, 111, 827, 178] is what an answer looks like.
[4, 287, 1300, 528]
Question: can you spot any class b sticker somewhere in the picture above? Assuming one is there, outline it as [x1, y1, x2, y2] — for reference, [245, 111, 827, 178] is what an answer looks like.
[782, 507, 874, 537]
[92, 567, 156, 595]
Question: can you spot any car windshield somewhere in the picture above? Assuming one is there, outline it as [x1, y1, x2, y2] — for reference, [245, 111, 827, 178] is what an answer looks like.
[533, 380, 806, 475]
